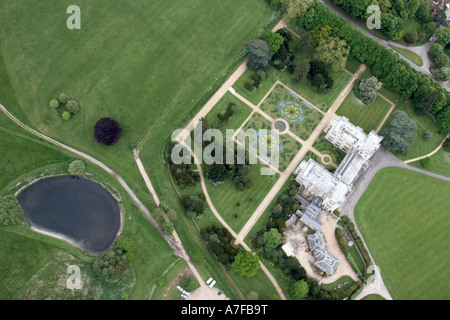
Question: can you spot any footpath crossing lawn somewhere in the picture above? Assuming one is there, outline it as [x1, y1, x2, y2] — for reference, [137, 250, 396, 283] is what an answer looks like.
[355, 168, 450, 300]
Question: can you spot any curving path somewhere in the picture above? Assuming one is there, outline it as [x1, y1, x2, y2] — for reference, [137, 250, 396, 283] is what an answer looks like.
[404, 134, 450, 164]
[0, 102, 188, 268]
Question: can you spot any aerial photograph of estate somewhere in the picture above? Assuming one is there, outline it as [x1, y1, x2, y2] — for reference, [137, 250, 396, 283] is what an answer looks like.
[0, 0, 449, 306]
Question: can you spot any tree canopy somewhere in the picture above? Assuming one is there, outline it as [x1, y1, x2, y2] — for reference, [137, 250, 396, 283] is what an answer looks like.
[94, 118, 123, 146]
[313, 36, 350, 72]
[381, 110, 418, 154]
[232, 251, 261, 277]
[68, 160, 85, 176]
[0, 195, 25, 226]
[246, 39, 273, 71]
[263, 228, 283, 248]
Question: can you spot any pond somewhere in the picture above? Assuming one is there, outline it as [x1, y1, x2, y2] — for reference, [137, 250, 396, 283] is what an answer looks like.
[17, 176, 121, 254]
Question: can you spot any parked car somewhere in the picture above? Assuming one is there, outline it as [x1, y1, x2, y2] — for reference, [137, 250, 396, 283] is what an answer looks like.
[218, 290, 224, 295]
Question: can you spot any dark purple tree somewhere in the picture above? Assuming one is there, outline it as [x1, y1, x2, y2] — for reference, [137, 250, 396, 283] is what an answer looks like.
[94, 118, 122, 146]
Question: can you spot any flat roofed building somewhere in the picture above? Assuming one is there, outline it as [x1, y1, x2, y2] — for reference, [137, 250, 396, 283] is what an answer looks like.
[294, 159, 350, 212]
[324, 116, 382, 160]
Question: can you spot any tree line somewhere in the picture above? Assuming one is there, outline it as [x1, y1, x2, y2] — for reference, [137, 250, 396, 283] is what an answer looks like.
[296, 1, 450, 134]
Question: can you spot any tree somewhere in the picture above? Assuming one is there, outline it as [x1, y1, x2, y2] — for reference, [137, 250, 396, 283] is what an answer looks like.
[415, 1, 433, 23]
[263, 228, 283, 249]
[437, 107, 450, 133]
[246, 39, 273, 71]
[435, 27, 450, 48]
[62, 111, 71, 121]
[381, 110, 418, 154]
[422, 130, 432, 140]
[297, 32, 311, 53]
[94, 117, 123, 146]
[381, 12, 404, 38]
[116, 237, 136, 261]
[313, 36, 350, 72]
[58, 93, 69, 103]
[65, 100, 79, 113]
[163, 222, 174, 234]
[407, 0, 421, 18]
[260, 31, 284, 54]
[49, 99, 59, 108]
[433, 54, 449, 68]
[429, 43, 444, 60]
[414, 90, 438, 115]
[68, 160, 85, 176]
[280, 0, 314, 21]
[290, 280, 309, 300]
[434, 8, 447, 27]
[357, 76, 383, 105]
[0, 195, 25, 226]
[311, 25, 332, 47]
[404, 30, 418, 44]
[433, 67, 450, 82]
[232, 251, 260, 277]
[421, 157, 432, 168]
[293, 59, 310, 83]
[443, 138, 450, 152]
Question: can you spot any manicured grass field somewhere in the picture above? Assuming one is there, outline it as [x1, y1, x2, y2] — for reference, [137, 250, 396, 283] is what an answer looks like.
[205, 161, 280, 234]
[336, 90, 393, 134]
[377, 86, 447, 163]
[354, 168, 450, 300]
[0, 0, 278, 299]
[409, 149, 450, 178]
[389, 45, 424, 67]
[260, 84, 323, 140]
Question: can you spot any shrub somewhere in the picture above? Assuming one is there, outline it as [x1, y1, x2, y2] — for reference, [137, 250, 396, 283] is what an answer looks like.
[58, 93, 69, 103]
[244, 82, 254, 91]
[404, 31, 418, 44]
[65, 100, 79, 113]
[68, 160, 85, 176]
[163, 222, 174, 234]
[421, 157, 432, 168]
[62, 111, 71, 121]
[0, 195, 25, 226]
[49, 99, 59, 108]
[422, 130, 432, 140]
[443, 138, 450, 152]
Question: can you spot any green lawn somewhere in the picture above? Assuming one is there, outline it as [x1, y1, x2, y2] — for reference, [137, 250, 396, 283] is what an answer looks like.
[409, 149, 450, 178]
[336, 90, 393, 134]
[377, 86, 447, 162]
[0, 0, 279, 300]
[354, 168, 450, 300]
[389, 45, 424, 67]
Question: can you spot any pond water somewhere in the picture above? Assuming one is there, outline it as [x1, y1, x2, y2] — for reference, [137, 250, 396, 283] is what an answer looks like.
[18, 176, 121, 254]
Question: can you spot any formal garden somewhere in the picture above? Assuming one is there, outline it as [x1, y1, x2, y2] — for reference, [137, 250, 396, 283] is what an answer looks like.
[260, 84, 324, 140]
